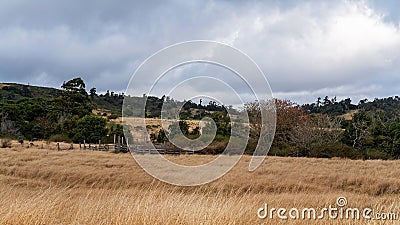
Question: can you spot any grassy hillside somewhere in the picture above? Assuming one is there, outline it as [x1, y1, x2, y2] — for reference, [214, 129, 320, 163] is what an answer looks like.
[0, 83, 61, 101]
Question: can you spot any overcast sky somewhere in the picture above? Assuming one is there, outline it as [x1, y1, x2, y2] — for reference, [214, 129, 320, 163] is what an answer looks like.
[0, 0, 399, 104]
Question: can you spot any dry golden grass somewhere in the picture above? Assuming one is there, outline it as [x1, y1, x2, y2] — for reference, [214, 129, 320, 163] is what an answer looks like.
[122, 118, 207, 143]
[339, 110, 359, 120]
[0, 83, 10, 88]
[0, 145, 400, 224]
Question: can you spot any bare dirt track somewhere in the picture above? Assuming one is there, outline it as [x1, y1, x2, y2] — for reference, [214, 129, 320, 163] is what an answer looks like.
[0, 145, 399, 224]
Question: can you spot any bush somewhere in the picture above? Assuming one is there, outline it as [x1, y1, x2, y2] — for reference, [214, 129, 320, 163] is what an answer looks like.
[0, 139, 12, 148]
[107, 114, 119, 120]
[203, 141, 228, 154]
[268, 146, 297, 157]
[48, 134, 72, 143]
[364, 148, 391, 160]
[311, 142, 361, 159]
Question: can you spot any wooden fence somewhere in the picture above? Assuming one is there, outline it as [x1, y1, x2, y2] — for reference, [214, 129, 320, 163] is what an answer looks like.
[55, 135, 200, 154]
[55, 142, 198, 154]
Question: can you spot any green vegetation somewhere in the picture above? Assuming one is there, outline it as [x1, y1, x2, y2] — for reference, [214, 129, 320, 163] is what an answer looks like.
[0, 83, 60, 101]
[72, 115, 108, 143]
[1, 78, 400, 159]
[0, 78, 124, 144]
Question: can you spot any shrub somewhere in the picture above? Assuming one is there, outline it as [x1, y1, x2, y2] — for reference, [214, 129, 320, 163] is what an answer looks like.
[311, 142, 361, 159]
[268, 146, 297, 157]
[48, 134, 72, 143]
[107, 114, 119, 120]
[203, 141, 228, 154]
[364, 148, 391, 160]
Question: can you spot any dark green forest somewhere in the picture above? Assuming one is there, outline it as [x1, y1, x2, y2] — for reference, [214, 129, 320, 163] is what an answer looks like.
[1, 78, 400, 159]
[0, 78, 124, 144]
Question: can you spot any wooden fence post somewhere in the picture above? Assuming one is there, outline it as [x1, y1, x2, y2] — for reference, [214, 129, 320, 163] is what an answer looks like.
[117, 136, 121, 152]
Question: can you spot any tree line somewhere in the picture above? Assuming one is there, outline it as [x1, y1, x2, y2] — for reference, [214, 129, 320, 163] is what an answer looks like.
[1, 78, 400, 159]
[268, 99, 400, 159]
[0, 78, 124, 144]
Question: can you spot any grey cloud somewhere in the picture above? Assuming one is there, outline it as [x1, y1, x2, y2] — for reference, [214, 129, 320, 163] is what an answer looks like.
[0, 0, 399, 104]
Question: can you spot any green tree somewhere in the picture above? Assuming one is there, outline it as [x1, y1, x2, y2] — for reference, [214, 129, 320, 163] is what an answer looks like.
[60, 77, 92, 117]
[72, 115, 107, 143]
[156, 129, 168, 143]
[342, 111, 373, 157]
[108, 123, 124, 137]
[61, 77, 86, 93]
[210, 112, 231, 136]
[89, 87, 97, 99]
[385, 120, 400, 158]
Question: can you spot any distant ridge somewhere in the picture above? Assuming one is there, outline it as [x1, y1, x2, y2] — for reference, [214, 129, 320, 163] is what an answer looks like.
[0, 82, 61, 101]
[0, 82, 123, 115]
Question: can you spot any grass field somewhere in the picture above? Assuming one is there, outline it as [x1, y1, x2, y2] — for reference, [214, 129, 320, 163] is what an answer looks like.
[1, 143, 400, 224]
